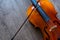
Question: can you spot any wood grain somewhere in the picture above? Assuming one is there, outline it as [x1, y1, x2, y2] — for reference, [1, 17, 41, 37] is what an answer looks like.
[0, 0, 43, 40]
[13, 21, 43, 40]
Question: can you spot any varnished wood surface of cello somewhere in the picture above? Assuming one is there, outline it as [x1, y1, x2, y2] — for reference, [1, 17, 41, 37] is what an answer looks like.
[27, 0, 60, 40]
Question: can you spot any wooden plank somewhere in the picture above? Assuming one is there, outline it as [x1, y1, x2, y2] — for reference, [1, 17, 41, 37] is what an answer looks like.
[13, 21, 43, 40]
[0, 0, 31, 40]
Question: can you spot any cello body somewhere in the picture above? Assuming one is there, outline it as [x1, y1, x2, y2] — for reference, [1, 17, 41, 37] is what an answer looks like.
[27, 0, 60, 40]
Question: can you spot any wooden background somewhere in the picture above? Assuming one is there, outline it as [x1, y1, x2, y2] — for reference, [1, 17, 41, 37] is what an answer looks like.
[0, 0, 43, 40]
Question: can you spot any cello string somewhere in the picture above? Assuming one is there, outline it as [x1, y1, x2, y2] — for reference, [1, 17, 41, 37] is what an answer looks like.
[11, 1, 39, 40]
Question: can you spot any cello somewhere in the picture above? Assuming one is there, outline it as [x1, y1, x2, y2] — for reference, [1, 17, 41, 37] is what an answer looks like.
[27, 0, 60, 40]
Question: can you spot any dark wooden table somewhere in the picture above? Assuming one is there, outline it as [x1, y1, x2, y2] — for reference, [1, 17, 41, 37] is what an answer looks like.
[0, 0, 43, 40]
